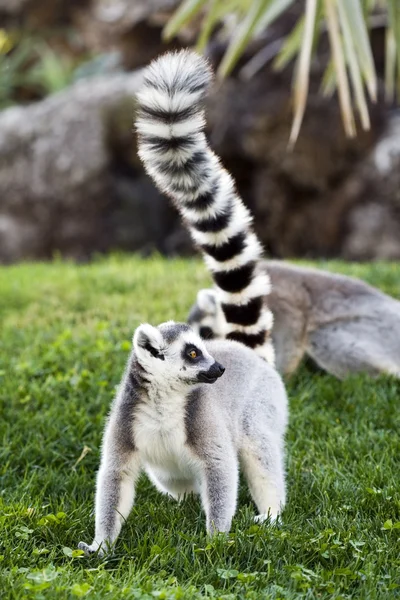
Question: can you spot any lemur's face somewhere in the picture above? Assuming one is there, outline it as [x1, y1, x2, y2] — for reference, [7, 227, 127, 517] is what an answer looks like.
[188, 289, 226, 341]
[133, 321, 225, 388]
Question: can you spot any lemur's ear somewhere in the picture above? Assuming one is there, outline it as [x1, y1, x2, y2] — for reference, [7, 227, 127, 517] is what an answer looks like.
[197, 289, 218, 315]
[133, 324, 165, 360]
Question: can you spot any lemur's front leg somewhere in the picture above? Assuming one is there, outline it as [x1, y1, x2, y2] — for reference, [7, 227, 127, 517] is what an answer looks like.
[201, 448, 239, 534]
[79, 416, 141, 556]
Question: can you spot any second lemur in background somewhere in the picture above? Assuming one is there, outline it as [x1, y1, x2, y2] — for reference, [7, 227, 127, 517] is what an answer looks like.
[136, 50, 274, 364]
[188, 262, 400, 380]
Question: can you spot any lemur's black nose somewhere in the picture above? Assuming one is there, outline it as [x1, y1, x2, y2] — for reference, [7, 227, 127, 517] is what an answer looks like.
[215, 363, 225, 375]
[208, 362, 225, 377]
[198, 361, 225, 383]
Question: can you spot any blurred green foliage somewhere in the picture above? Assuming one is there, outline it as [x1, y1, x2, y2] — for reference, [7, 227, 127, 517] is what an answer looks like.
[165, 0, 400, 144]
[0, 29, 85, 110]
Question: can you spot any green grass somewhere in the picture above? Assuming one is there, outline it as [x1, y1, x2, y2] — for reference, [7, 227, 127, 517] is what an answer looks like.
[1, 255, 399, 599]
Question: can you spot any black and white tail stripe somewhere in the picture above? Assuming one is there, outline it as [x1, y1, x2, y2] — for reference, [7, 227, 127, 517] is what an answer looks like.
[135, 50, 274, 364]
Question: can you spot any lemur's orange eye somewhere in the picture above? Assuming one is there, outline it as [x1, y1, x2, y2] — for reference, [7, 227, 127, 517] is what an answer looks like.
[189, 350, 197, 359]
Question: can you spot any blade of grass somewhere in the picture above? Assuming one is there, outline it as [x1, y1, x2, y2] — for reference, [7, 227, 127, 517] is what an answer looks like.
[340, 0, 377, 101]
[273, 16, 305, 71]
[337, 0, 370, 130]
[239, 37, 284, 80]
[385, 27, 396, 103]
[254, 0, 295, 37]
[321, 59, 336, 97]
[276, 0, 324, 71]
[324, 0, 356, 138]
[387, 0, 400, 100]
[288, 0, 318, 149]
[163, 0, 207, 42]
[196, 0, 220, 52]
[196, 0, 240, 52]
[218, 0, 272, 78]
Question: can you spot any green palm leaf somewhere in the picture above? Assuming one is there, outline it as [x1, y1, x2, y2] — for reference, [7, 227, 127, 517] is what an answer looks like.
[387, 0, 400, 99]
[340, 0, 377, 100]
[337, 0, 370, 129]
[163, 0, 207, 42]
[217, 0, 272, 78]
[289, 0, 319, 148]
[165, 0, 400, 143]
[324, 0, 356, 137]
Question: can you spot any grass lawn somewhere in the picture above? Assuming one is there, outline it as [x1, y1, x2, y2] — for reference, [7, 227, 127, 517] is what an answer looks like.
[0, 255, 399, 599]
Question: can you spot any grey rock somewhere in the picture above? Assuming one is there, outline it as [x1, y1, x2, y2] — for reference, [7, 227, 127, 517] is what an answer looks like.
[0, 0, 30, 15]
[74, 0, 183, 70]
[343, 113, 400, 260]
[0, 72, 143, 262]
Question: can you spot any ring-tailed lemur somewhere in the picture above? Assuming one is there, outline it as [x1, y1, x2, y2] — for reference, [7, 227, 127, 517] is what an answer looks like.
[135, 50, 275, 365]
[133, 48, 400, 380]
[78, 321, 287, 556]
[189, 261, 400, 379]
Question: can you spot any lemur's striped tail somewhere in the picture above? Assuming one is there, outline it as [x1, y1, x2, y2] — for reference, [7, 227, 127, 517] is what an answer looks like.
[135, 50, 274, 364]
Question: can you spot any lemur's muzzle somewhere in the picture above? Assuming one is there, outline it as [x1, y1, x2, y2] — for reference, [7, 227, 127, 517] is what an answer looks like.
[197, 362, 225, 384]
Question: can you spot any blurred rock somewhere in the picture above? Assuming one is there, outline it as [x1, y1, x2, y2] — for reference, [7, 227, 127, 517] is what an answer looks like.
[0, 0, 31, 19]
[344, 203, 400, 259]
[342, 113, 400, 260]
[73, 0, 183, 70]
[0, 71, 178, 262]
[0, 0, 89, 27]
[79, 0, 179, 35]
[0, 214, 41, 261]
[106, 173, 185, 256]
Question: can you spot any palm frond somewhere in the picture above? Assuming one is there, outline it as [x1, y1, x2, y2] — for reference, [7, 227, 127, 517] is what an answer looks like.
[385, 27, 396, 102]
[387, 0, 400, 100]
[163, 0, 207, 42]
[273, 16, 305, 71]
[325, 0, 356, 137]
[164, 0, 400, 144]
[337, 0, 370, 129]
[340, 0, 377, 100]
[218, 0, 273, 78]
[321, 59, 336, 97]
[289, 0, 318, 148]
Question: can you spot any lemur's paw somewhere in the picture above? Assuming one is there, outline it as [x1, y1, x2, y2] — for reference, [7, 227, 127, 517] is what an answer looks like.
[78, 541, 105, 557]
[254, 513, 278, 525]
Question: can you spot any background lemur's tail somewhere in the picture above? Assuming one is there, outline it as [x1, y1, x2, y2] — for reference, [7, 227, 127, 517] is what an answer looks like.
[136, 50, 274, 364]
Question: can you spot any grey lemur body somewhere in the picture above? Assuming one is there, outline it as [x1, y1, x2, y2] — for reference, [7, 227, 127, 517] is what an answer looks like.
[189, 261, 400, 379]
[78, 321, 287, 555]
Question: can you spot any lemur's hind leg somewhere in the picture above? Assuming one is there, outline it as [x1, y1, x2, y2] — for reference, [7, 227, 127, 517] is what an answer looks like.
[307, 322, 400, 379]
[240, 434, 285, 523]
[240, 434, 286, 522]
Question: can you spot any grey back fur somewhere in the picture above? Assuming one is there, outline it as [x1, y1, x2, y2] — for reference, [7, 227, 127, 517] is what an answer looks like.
[189, 261, 400, 379]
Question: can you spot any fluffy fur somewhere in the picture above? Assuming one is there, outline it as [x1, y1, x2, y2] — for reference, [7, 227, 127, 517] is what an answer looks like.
[135, 50, 274, 364]
[189, 261, 400, 379]
[78, 321, 287, 556]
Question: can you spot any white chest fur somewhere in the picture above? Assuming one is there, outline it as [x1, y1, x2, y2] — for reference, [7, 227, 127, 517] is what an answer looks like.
[132, 389, 201, 496]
